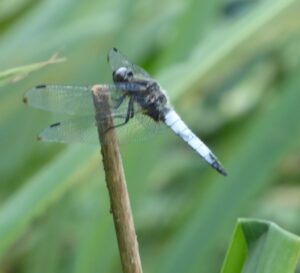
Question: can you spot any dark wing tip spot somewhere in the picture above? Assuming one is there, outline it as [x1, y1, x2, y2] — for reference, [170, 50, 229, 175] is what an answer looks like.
[50, 122, 61, 128]
[37, 135, 42, 141]
[36, 84, 46, 89]
[22, 96, 28, 104]
[108, 48, 118, 63]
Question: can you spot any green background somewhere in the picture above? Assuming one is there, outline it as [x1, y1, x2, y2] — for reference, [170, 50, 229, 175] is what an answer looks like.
[0, 0, 300, 272]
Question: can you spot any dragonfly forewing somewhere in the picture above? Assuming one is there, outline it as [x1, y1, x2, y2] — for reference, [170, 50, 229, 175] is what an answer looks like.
[24, 83, 148, 115]
[24, 84, 126, 115]
[24, 85, 95, 115]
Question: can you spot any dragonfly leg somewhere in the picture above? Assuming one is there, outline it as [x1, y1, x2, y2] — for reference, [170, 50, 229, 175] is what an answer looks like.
[104, 96, 134, 133]
[112, 94, 127, 109]
[129, 99, 135, 118]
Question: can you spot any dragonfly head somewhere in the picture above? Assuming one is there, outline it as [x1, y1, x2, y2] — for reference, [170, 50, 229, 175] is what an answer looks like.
[113, 67, 134, 82]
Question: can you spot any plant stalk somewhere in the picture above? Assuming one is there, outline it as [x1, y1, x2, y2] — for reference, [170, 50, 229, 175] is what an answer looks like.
[92, 85, 143, 273]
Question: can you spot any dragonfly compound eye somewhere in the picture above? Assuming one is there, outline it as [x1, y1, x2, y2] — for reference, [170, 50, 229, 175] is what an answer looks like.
[113, 67, 133, 82]
[127, 70, 133, 78]
[113, 67, 126, 82]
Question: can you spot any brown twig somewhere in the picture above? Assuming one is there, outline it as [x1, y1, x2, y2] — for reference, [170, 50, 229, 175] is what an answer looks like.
[92, 85, 143, 273]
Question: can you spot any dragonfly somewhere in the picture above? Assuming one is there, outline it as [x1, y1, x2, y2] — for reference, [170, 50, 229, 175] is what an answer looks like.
[23, 48, 227, 176]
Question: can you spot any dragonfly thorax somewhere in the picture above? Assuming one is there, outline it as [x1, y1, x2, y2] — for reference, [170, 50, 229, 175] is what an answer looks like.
[137, 82, 168, 122]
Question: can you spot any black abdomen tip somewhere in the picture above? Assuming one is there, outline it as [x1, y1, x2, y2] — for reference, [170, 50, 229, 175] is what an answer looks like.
[212, 161, 228, 176]
[209, 153, 228, 176]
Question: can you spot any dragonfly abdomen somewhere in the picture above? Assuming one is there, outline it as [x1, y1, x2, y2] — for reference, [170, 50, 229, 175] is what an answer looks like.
[163, 110, 227, 176]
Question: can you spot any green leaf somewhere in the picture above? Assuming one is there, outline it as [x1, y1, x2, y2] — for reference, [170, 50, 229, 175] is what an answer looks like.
[221, 219, 300, 273]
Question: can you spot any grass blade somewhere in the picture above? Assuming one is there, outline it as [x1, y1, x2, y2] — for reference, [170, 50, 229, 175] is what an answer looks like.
[0, 53, 65, 87]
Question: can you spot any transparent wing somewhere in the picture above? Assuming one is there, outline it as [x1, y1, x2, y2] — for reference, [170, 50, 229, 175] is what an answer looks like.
[38, 116, 99, 144]
[107, 48, 151, 80]
[116, 113, 167, 143]
[23, 84, 137, 115]
[24, 85, 94, 115]
[38, 111, 167, 145]
[23, 83, 148, 116]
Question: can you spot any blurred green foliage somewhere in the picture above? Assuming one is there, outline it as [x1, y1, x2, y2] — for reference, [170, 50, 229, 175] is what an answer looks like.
[0, 0, 300, 272]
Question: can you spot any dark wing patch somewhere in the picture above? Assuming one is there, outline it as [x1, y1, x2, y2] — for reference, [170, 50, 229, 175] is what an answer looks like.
[50, 122, 61, 128]
[36, 84, 46, 89]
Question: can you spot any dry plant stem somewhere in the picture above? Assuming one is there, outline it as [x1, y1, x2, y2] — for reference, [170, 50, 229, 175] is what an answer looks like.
[92, 85, 143, 273]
